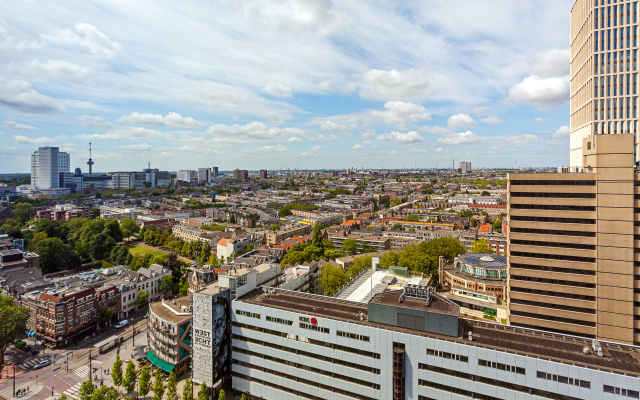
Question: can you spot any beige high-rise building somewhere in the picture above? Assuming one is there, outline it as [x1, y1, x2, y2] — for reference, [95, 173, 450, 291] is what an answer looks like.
[507, 133, 637, 344]
[570, 0, 639, 167]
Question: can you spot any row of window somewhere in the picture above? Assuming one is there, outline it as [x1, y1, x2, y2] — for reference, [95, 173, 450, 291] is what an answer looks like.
[427, 348, 468, 363]
[232, 371, 376, 400]
[235, 310, 260, 319]
[510, 263, 596, 276]
[510, 204, 595, 211]
[594, 98, 637, 120]
[596, 120, 640, 133]
[419, 380, 501, 400]
[511, 239, 596, 251]
[420, 365, 582, 400]
[234, 322, 380, 359]
[510, 275, 596, 289]
[337, 330, 370, 342]
[510, 251, 596, 264]
[510, 286, 596, 301]
[594, 50, 638, 75]
[266, 316, 293, 326]
[300, 323, 329, 334]
[233, 348, 380, 390]
[511, 216, 596, 225]
[511, 298, 596, 315]
[510, 180, 595, 186]
[510, 227, 596, 238]
[594, 2, 638, 30]
[512, 322, 595, 339]
[233, 334, 381, 374]
[478, 359, 526, 374]
[511, 192, 595, 199]
[511, 310, 596, 327]
[604, 384, 640, 398]
[537, 371, 592, 389]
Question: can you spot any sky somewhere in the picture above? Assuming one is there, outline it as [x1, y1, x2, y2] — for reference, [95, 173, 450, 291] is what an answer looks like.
[0, 0, 574, 173]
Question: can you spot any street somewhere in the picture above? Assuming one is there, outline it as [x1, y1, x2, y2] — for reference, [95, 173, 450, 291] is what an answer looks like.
[0, 319, 148, 400]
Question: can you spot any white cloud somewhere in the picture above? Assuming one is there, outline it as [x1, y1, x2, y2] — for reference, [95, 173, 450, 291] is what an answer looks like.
[371, 101, 431, 124]
[480, 116, 503, 124]
[262, 82, 293, 97]
[288, 137, 303, 142]
[5, 120, 37, 131]
[41, 23, 123, 59]
[0, 78, 65, 113]
[529, 48, 570, 78]
[470, 106, 491, 116]
[114, 143, 154, 151]
[73, 127, 171, 141]
[377, 131, 424, 143]
[553, 125, 570, 138]
[508, 75, 569, 110]
[76, 115, 116, 129]
[117, 112, 204, 128]
[436, 131, 484, 145]
[308, 134, 337, 141]
[447, 114, 476, 128]
[534, 117, 551, 123]
[418, 125, 452, 136]
[239, 144, 288, 156]
[361, 130, 376, 140]
[320, 120, 350, 131]
[435, 147, 443, 152]
[206, 121, 304, 140]
[231, 0, 338, 32]
[13, 134, 67, 145]
[389, 150, 400, 155]
[6, 59, 91, 82]
[352, 144, 365, 150]
[301, 145, 322, 156]
[361, 68, 433, 100]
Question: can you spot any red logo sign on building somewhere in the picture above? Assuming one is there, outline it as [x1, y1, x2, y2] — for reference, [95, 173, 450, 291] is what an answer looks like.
[310, 317, 318, 326]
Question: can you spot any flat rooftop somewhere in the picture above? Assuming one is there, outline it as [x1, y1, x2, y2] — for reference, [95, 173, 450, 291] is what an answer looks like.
[150, 297, 191, 322]
[371, 289, 459, 317]
[237, 288, 640, 378]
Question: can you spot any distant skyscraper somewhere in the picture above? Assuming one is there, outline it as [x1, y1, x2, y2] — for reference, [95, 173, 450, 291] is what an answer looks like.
[177, 170, 191, 183]
[30, 146, 70, 189]
[259, 170, 268, 179]
[212, 167, 218, 177]
[570, 0, 638, 166]
[233, 169, 248, 181]
[198, 168, 212, 183]
[459, 161, 472, 173]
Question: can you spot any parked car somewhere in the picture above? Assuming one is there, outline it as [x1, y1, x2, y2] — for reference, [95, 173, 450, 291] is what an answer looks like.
[33, 360, 50, 370]
[115, 320, 129, 329]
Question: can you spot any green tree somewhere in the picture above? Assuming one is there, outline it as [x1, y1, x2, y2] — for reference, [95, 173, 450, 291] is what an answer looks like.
[379, 251, 400, 269]
[197, 384, 209, 400]
[57, 394, 69, 400]
[153, 368, 165, 400]
[112, 354, 123, 391]
[340, 238, 357, 256]
[122, 361, 137, 393]
[105, 389, 120, 400]
[34, 237, 65, 274]
[269, 224, 280, 231]
[13, 203, 34, 225]
[136, 291, 150, 307]
[78, 380, 96, 400]
[312, 222, 322, 247]
[159, 276, 175, 295]
[492, 219, 502, 233]
[179, 279, 189, 296]
[139, 365, 151, 398]
[402, 214, 421, 222]
[0, 295, 30, 370]
[321, 263, 349, 296]
[31, 231, 48, 246]
[216, 388, 223, 400]
[471, 239, 494, 254]
[391, 197, 403, 207]
[348, 255, 372, 277]
[97, 307, 113, 327]
[182, 379, 193, 400]
[390, 223, 403, 231]
[90, 386, 110, 400]
[165, 372, 178, 400]
[90, 233, 117, 260]
[120, 218, 140, 240]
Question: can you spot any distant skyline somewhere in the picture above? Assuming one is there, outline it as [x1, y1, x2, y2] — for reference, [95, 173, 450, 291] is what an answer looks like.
[0, 0, 572, 173]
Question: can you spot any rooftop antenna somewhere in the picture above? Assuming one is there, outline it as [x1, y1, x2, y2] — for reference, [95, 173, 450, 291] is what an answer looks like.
[87, 142, 94, 176]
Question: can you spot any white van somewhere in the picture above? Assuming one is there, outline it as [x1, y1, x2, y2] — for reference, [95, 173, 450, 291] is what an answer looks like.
[115, 319, 128, 329]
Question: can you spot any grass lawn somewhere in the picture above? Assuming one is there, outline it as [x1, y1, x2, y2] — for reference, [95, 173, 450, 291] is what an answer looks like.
[126, 244, 168, 261]
[101, 260, 114, 268]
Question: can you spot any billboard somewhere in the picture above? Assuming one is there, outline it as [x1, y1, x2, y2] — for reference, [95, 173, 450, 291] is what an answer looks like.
[192, 288, 231, 386]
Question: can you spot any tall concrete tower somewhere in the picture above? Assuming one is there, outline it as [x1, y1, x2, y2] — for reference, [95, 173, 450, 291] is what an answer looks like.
[87, 143, 94, 176]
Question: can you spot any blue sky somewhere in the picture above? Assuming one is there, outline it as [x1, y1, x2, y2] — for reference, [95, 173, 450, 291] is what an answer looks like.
[0, 0, 573, 173]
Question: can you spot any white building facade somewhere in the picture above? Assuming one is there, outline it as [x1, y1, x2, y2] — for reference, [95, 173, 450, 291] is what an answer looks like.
[30, 146, 70, 189]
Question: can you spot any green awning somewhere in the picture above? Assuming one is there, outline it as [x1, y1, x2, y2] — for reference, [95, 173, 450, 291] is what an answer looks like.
[146, 350, 175, 373]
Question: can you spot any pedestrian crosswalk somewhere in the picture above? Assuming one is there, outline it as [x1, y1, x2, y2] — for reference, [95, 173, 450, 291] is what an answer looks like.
[19, 354, 66, 369]
[74, 360, 101, 379]
[63, 382, 83, 400]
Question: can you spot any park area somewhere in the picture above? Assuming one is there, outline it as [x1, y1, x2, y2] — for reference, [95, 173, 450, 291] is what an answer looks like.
[126, 244, 168, 262]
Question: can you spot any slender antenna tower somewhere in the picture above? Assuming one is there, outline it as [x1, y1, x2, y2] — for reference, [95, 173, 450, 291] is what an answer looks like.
[87, 143, 94, 176]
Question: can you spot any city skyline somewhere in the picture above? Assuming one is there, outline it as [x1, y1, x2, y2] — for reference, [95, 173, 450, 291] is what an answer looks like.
[0, 0, 572, 172]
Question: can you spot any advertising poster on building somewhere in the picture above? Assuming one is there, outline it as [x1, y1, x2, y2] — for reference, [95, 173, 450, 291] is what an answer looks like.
[192, 288, 230, 387]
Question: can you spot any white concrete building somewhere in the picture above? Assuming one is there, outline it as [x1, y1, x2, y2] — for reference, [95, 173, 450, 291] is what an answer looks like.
[30, 146, 70, 189]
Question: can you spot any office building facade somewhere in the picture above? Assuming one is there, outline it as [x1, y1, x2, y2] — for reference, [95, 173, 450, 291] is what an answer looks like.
[570, 0, 639, 167]
[30, 146, 70, 189]
[259, 170, 268, 179]
[198, 168, 212, 183]
[508, 133, 636, 344]
[233, 169, 249, 181]
[459, 161, 472, 173]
